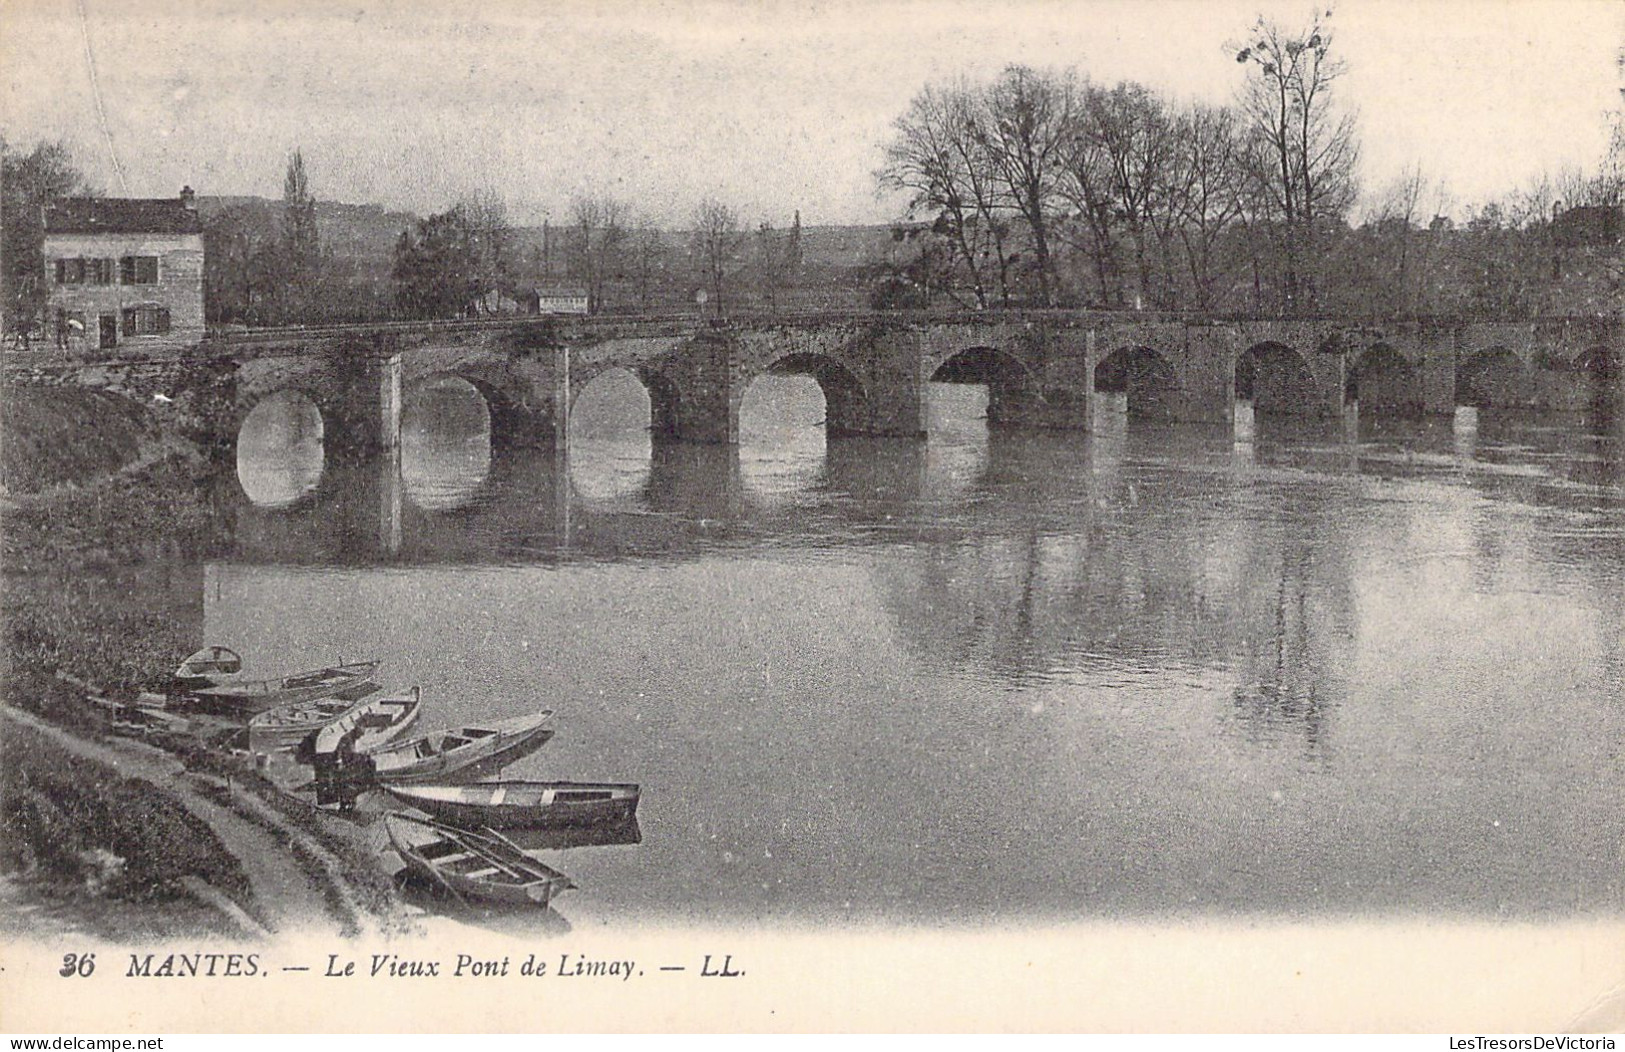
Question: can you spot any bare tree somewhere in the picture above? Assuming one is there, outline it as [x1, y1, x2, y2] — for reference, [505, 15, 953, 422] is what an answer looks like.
[461, 188, 516, 309]
[975, 64, 1076, 306]
[1085, 81, 1181, 307]
[2, 138, 95, 344]
[1057, 103, 1126, 307]
[754, 221, 787, 310]
[877, 78, 1008, 308]
[1233, 9, 1360, 314]
[1365, 164, 1429, 314]
[691, 197, 743, 317]
[627, 217, 667, 311]
[1173, 103, 1248, 311]
[567, 193, 628, 313]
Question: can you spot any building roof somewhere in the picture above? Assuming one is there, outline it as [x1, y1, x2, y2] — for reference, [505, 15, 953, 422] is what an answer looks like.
[46, 195, 202, 235]
[533, 286, 589, 297]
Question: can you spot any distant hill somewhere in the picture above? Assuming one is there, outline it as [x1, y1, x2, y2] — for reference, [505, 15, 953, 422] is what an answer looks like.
[192, 197, 933, 314]
[198, 196, 419, 278]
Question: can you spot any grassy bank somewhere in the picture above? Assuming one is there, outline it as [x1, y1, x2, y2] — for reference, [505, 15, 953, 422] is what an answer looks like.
[2, 386, 252, 930]
[2, 384, 408, 937]
[0, 719, 252, 928]
[1, 387, 154, 494]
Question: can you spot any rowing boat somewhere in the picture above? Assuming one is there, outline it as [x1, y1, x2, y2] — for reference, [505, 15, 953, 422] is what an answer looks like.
[367, 711, 554, 785]
[383, 780, 639, 829]
[176, 660, 382, 717]
[311, 687, 423, 755]
[173, 646, 243, 681]
[384, 812, 575, 906]
[250, 683, 416, 755]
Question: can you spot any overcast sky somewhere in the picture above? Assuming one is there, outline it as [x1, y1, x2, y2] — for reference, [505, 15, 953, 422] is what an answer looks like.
[2, 0, 1620, 227]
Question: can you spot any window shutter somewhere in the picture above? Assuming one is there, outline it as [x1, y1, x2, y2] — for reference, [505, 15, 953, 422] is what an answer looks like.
[122, 309, 136, 337]
[157, 308, 171, 334]
[55, 259, 65, 284]
[120, 257, 133, 284]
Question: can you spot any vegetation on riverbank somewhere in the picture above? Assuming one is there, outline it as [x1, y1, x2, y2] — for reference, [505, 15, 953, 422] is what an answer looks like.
[1, 387, 154, 493]
[0, 717, 251, 912]
[2, 395, 411, 938]
[1, 380, 231, 687]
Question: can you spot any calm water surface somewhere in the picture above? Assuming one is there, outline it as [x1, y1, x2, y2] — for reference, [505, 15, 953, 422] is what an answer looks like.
[218, 375, 1625, 927]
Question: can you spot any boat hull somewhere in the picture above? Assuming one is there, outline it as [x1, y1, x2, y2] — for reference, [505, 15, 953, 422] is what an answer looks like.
[249, 683, 402, 754]
[384, 813, 573, 907]
[176, 661, 382, 718]
[369, 714, 555, 785]
[384, 781, 640, 829]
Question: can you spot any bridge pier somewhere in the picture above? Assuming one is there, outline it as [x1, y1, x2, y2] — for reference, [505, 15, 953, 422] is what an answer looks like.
[849, 329, 926, 438]
[1418, 325, 1457, 415]
[379, 353, 402, 450]
[667, 332, 738, 443]
[1183, 324, 1238, 425]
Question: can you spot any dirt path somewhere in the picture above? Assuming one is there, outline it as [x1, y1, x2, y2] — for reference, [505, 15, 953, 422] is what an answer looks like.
[1, 702, 387, 939]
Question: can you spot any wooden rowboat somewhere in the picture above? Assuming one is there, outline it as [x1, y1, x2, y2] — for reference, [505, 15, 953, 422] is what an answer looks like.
[367, 711, 554, 785]
[173, 646, 243, 681]
[177, 660, 382, 717]
[250, 684, 416, 755]
[384, 812, 575, 906]
[383, 780, 640, 829]
[312, 687, 423, 756]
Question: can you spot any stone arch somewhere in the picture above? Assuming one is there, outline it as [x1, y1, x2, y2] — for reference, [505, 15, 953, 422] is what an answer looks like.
[1456, 347, 1531, 409]
[1093, 345, 1182, 420]
[235, 386, 328, 442]
[570, 364, 681, 438]
[1347, 344, 1423, 416]
[929, 346, 1042, 428]
[235, 388, 326, 509]
[404, 372, 494, 433]
[414, 368, 552, 449]
[1236, 342, 1319, 416]
[748, 351, 871, 436]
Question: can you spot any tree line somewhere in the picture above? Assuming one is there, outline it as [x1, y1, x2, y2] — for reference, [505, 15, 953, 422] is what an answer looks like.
[390, 192, 800, 320]
[875, 11, 1621, 317]
[2, 8, 1619, 339]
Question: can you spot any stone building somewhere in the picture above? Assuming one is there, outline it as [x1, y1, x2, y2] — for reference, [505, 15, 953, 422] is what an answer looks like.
[45, 188, 205, 356]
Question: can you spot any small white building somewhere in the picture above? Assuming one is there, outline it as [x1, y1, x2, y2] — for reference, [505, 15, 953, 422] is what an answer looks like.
[528, 286, 590, 315]
[45, 188, 205, 356]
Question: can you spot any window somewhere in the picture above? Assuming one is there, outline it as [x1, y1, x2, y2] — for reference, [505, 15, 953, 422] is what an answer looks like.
[121, 306, 171, 336]
[120, 256, 159, 284]
[55, 258, 86, 284]
[89, 258, 115, 285]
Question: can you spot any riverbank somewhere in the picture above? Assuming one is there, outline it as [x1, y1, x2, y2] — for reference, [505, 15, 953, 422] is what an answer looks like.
[2, 388, 410, 939]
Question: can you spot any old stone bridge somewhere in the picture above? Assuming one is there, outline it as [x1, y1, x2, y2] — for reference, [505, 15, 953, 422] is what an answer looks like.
[8, 310, 1622, 458]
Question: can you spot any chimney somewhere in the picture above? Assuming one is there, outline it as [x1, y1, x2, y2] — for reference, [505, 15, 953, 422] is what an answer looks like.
[179, 186, 196, 210]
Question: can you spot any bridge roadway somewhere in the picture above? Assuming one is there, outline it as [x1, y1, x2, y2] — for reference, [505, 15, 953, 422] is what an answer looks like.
[4, 309, 1620, 458]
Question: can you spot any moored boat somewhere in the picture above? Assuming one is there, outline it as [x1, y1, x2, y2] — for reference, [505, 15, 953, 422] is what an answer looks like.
[384, 812, 575, 906]
[312, 686, 423, 756]
[176, 660, 382, 717]
[251, 683, 413, 755]
[367, 711, 554, 785]
[383, 780, 639, 829]
[173, 646, 243, 682]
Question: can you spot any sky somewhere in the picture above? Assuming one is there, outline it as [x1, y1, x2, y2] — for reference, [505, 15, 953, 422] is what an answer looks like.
[2, 0, 1620, 227]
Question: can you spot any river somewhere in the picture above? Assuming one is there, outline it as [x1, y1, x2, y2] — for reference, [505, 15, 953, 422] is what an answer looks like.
[211, 373, 1625, 927]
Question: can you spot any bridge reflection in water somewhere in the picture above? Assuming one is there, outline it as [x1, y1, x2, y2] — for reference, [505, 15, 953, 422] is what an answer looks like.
[206, 374, 1625, 923]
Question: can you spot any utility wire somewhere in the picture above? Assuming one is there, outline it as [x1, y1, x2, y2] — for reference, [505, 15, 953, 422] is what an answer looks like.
[77, 0, 128, 193]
